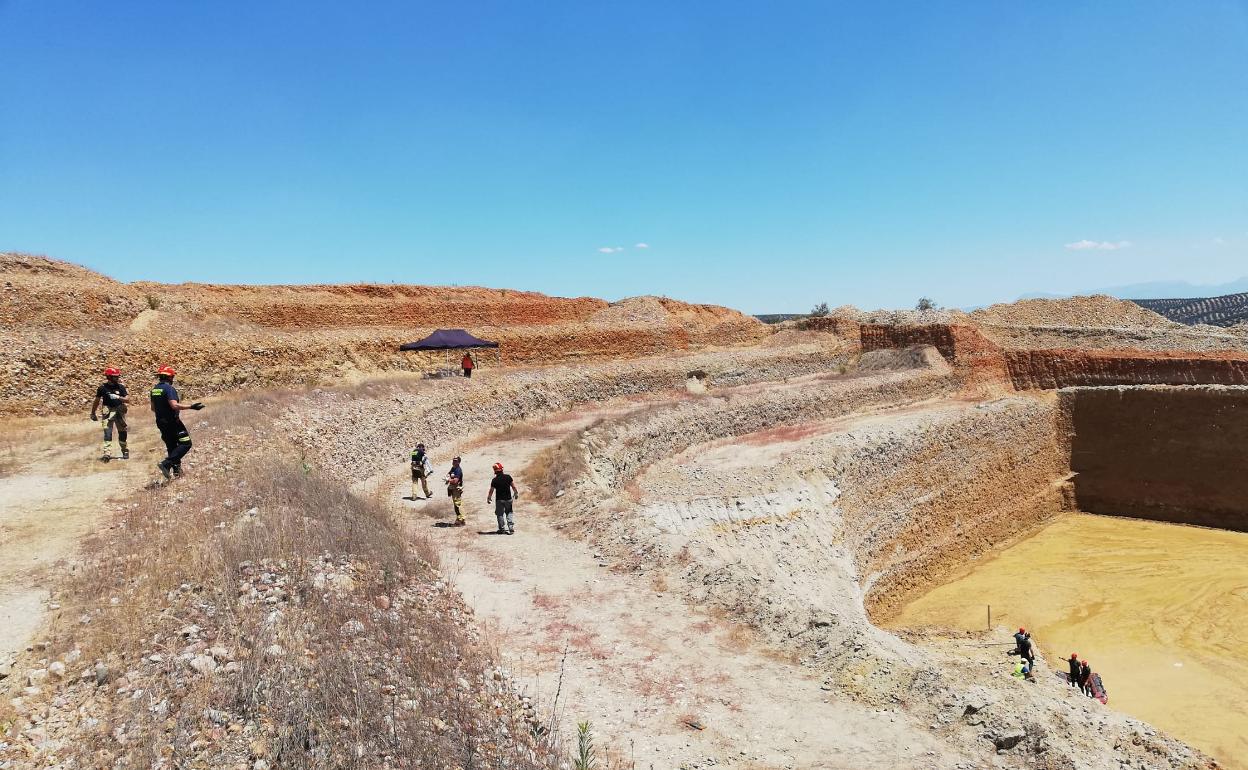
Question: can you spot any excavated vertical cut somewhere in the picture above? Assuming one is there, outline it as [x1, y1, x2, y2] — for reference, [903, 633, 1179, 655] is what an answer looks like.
[1061, 385, 1248, 531]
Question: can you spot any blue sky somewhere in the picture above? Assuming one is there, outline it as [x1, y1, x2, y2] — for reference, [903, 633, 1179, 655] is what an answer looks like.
[2, 1, 1246, 312]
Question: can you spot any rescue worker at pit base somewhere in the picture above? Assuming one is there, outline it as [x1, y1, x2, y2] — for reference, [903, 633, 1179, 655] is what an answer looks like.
[1061, 653, 1082, 688]
[150, 366, 203, 480]
[410, 443, 433, 499]
[90, 367, 130, 461]
[461, 352, 475, 378]
[1011, 657, 1035, 682]
[445, 456, 465, 526]
[1078, 659, 1094, 697]
[1012, 627, 1035, 667]
[486, 462, 519, 535]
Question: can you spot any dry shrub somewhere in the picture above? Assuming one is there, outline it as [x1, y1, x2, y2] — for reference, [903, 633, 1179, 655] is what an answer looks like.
[525, 420, 605, 502]
[49, 460, 556, 770]
[0, 436, 17, 476]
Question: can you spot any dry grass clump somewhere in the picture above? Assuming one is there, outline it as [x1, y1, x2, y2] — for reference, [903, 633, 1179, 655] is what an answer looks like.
[36, 459, 557, 769]
[0, 436, 17, 476]
[526, 429, 593, 502]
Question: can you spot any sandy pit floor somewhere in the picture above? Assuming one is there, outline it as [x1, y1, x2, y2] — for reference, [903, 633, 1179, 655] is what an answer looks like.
[890, 513, 1248, 769]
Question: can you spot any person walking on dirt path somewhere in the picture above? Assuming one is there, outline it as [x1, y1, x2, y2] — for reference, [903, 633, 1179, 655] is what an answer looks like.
[461, 352, 475, 378]
[1061, 653, 1081, 688]
[445, 456, 465, 526]
[487, 462, 518, 535]
[410, 443, 433, 499]
[149, 365, 203, 480]
[91, 367, 130, 461]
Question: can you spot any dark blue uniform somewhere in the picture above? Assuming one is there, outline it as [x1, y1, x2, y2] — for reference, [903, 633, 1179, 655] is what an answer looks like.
[151, 379, 192, 472]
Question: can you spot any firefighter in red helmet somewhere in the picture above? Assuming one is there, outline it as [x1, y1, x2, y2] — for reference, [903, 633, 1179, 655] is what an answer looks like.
[90, 367, 129, 460]
[150, 365, 204, 480]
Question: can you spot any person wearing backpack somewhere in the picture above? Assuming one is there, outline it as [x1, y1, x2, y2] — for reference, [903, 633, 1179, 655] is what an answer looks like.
[410, 443, 433, 499]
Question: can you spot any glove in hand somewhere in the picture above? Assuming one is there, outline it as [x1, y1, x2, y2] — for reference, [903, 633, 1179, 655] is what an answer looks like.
[191, 402, 205, 410]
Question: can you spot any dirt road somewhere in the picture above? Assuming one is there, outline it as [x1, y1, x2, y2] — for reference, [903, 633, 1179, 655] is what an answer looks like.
[0, 418, 157, 664]
[380, 405, 962, 770]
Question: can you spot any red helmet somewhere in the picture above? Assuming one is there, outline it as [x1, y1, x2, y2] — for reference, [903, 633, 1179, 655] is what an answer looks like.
[1070, 653, 1078, 659]
[492, 463, 504, 472]
[1018, 627, 1026, 633]
[157, 365, 176, 378]
[103, 367, 121, 377]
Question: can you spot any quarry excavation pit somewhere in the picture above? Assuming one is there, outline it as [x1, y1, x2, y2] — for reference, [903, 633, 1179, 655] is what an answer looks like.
[538, 370, 1247, 769]
[4, 327, 1243, 769]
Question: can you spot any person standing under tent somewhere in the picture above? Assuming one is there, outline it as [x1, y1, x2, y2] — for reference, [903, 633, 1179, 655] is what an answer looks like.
[461, 351, 475, 378]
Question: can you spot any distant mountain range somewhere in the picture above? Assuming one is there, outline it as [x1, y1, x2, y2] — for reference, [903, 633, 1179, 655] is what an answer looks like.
[1019, 277, 1248, 301]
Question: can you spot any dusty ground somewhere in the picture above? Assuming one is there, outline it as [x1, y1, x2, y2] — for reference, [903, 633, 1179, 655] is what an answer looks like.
[0, 418, 159, 664]
[378, 405, 963, 770]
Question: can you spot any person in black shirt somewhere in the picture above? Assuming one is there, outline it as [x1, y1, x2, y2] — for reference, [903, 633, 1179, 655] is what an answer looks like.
[90, 367, 129, 460]
[486, 462, 519, 535]
[1061, 653, 1082, 688]
[1078, 659, 1094, 697]
[149, 365, 203, 480]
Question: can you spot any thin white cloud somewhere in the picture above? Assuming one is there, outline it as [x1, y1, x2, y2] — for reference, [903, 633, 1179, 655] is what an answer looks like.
[1064, 239, 1132, 251]
[597, 246, 624, 254]
[634, 242, 650, 249]
[1212, 237, 1226, 245]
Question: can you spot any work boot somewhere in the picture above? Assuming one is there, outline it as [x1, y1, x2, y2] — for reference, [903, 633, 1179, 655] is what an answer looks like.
[172, 465, 183, 478]
[505, 529, 515, 535]
[157, 463, 172, 481]
[120, 445, 129, 460]
[454, 520, 466, 527]
[100, 454, 112, 462]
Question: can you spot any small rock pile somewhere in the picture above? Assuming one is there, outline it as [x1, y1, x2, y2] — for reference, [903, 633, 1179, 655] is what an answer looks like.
[971, 295, 1180, 330]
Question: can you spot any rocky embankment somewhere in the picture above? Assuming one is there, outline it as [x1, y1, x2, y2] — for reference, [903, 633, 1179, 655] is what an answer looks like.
[0, 252, 774, 415]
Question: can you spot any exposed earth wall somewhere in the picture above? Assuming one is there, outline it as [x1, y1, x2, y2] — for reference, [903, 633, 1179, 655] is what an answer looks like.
[1061, 385, 1248, 531]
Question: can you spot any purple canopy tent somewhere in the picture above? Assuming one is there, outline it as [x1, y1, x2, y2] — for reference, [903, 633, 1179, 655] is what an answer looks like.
[399, 328, 501, 373]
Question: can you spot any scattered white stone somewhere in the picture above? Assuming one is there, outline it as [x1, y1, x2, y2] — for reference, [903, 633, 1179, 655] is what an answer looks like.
[189, 655, 217, 675]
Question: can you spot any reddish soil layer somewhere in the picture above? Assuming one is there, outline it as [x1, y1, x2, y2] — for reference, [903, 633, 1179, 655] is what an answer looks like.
[1006, 349, 1248, 388]
[859, 323, 1009, 387]
[860, 322, 1248, 390]
[0, 253, 769, 414]
[1062, 386, 1248, 531]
